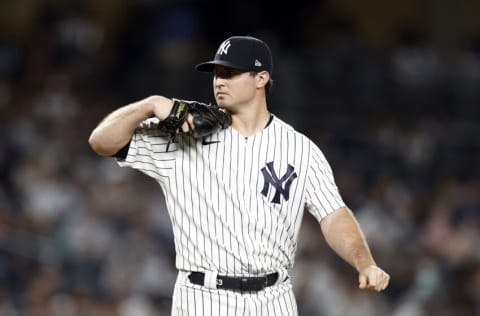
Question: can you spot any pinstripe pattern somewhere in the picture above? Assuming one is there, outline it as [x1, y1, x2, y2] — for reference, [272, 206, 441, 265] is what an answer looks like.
[172, 271, 298, 316]
[117, 115, 345, 314]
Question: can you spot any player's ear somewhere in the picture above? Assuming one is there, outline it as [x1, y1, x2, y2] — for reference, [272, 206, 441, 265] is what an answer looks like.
[256, 71, 270, 89]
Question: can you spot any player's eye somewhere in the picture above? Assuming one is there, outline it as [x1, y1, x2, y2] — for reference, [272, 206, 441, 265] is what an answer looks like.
[215, 70, 232, 79]
[214, 68, 243, 79]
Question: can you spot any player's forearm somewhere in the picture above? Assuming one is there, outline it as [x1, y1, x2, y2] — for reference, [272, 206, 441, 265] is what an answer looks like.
[89, 96, 172, 156]
[89, 100, 153, 156]
[320, 207, 376, 272]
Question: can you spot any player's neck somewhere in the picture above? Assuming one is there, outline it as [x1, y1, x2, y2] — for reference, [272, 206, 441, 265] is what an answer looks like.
[231, 102, 270, 138]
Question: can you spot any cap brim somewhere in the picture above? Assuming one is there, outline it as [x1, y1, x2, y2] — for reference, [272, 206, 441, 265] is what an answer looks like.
[195, 60, 250, 72]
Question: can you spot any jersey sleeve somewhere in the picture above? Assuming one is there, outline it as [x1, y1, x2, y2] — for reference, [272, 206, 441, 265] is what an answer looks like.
[116, 117, 176, 181]
[305, 141, 346, 222]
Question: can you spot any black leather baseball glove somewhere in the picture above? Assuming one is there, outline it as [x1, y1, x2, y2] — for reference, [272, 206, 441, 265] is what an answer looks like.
[158, 99, 232, 139]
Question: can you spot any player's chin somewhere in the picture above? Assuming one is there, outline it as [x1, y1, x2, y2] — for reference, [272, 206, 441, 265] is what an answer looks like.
[215, 97, 228, 108]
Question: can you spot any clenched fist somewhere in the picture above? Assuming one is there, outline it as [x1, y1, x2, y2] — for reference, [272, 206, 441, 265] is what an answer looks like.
[358, 265, 390, 292]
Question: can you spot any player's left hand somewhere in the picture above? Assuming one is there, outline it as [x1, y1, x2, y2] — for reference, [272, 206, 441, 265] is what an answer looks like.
[157, 99, 231, 139]
[358, 265, 390, 292]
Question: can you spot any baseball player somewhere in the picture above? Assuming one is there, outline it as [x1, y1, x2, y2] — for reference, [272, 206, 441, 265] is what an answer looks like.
[89, 35, 390, 315]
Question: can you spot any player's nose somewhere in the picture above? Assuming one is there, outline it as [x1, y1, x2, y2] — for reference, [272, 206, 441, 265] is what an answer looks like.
[214, 78, 226, 90]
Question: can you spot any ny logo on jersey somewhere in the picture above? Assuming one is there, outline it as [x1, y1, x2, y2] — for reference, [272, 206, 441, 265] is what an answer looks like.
[216, 40, 231, 55]
[261, 162, 298, 204]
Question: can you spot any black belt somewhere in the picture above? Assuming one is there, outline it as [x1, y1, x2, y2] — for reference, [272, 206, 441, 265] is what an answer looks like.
[188, 272, 279, 292]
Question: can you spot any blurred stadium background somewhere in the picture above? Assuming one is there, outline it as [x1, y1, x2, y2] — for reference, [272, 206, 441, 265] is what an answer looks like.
[0, 0, 479, 315]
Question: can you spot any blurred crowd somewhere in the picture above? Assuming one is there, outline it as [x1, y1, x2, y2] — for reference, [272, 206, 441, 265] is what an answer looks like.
[0, 1, 479, 315]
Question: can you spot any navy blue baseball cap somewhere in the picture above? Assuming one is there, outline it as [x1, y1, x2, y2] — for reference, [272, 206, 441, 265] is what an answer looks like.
[195, 36, 273, 74]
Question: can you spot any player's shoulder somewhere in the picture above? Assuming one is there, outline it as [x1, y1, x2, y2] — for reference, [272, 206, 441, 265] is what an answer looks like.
[271, 115, 313, 141]
[271, 115, 301, 134]
[271, 115, 327, 154]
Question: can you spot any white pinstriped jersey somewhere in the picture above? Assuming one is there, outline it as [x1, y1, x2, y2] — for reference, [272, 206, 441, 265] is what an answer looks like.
[117, 115, 345, 276]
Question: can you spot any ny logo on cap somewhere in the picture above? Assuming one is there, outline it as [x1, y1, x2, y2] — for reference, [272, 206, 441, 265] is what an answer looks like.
[216, 40, 231, 55]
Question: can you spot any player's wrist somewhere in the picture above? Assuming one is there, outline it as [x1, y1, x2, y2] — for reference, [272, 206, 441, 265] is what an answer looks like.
[355, 259, 377, 273]
[142, 95, 174, 119]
